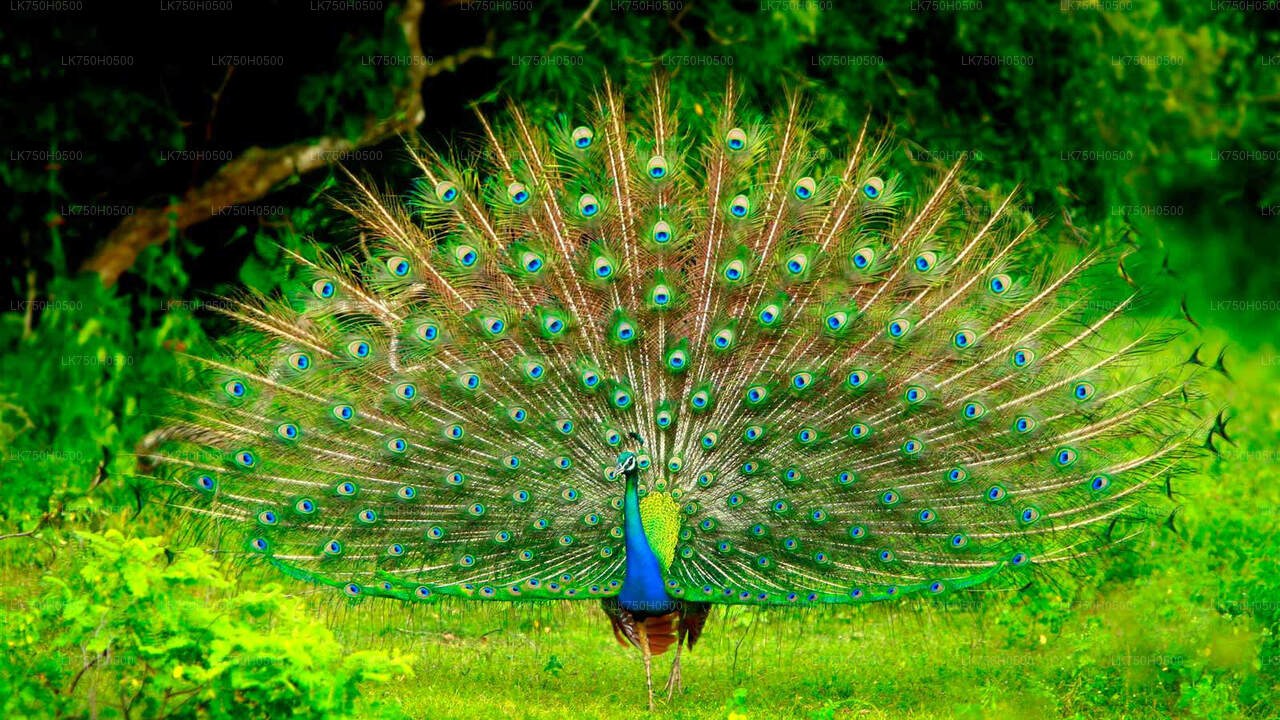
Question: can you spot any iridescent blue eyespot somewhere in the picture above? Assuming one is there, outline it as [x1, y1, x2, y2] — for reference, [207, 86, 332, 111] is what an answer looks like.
[989, 273, 1011, 295]
[312, 279, 336, 298]
[1055, 447, 1078, 466]
[388, 256, 411, 276]
[435, 181, 459, 203]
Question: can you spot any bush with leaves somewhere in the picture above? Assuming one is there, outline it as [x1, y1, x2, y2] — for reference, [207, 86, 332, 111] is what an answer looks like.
[2, 530, 412, 719]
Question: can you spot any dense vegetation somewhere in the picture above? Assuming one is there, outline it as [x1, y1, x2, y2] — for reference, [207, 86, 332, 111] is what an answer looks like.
[2, 1, 1276, 717]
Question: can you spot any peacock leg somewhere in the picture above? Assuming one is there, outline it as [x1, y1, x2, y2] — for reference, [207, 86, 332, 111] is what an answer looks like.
[663, 640, 683, 699]
[637, 623, 655, 711]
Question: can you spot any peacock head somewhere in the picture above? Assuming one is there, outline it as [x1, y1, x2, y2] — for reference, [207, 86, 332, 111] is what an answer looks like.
[614, 451, 639, 480]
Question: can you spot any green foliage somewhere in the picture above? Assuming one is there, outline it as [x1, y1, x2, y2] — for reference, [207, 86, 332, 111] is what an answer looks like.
[1, 530, 411, 719]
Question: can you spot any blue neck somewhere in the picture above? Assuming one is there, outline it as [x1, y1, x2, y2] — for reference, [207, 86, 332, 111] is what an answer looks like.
[618, 473, 674, 614]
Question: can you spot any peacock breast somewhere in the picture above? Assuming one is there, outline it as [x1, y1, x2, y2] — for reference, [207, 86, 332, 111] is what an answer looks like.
[638, 490, 681, 570]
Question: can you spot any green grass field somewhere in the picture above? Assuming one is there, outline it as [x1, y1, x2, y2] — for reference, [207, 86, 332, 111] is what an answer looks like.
[6, 330, 1272, 720]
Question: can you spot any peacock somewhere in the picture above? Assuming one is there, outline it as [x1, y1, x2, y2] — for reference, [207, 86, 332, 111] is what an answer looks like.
[142, 76, 1208, 709]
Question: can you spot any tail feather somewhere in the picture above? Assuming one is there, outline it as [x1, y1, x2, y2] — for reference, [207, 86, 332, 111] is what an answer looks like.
[142, 77, 1206, 608]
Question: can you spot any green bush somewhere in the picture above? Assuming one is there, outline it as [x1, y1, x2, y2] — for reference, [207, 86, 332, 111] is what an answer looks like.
[1, 530, 412, 720]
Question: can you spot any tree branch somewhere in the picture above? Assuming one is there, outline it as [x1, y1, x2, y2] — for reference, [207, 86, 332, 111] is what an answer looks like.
[79, 0, 492, 287]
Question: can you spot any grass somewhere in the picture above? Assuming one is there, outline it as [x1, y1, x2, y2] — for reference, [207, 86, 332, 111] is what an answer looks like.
[2, 331, 1275, 719]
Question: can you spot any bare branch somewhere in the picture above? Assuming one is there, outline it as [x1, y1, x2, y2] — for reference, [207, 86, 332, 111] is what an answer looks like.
[80, 0, 493, 286]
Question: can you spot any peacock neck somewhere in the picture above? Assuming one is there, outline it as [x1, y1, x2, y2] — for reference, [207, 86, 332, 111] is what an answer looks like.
[618, 473, 674, 615]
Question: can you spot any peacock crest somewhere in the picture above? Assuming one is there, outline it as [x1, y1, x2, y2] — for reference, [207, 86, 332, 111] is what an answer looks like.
[143, 75, 1206, 706]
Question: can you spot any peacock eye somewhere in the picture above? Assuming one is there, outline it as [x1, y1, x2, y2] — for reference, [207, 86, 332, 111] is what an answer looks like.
[223, 379, 247, 398]
[793, 176, 816, 199]
[453, 245, 478, 268]
[652, 220, 672, 244]
[346, 340, 371, 358]
[712, 328, 734, 350]
[434, 180, 458, 203]
[312, 279, 336, 298]
[724, 259, 746, 282]
[1011, 347, 1035, 367]
[513, 253, 539, 275]
[507, 181, 530, 205]
[852, 247, 875, 270]
[592, 256, 614, 279]
[726, 127, 747, 150]
[758, 303, 780, 325]
[990, 273, 1011, 295]
[578, 193, 600, 218]
[862, 176, 884, 199]
[416, 323, 439, 343]
[825, 311, 849, 331]
[785, 252, 808, 276]
[914, 251, 937, 273]
[571, 126, 594, 148]
[887, 318, 911, 338]
[729, 195, 750, 218]
[386, 256, 411, 276]
[288, 352, 311, 371]
[646, 155, 668, 179]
